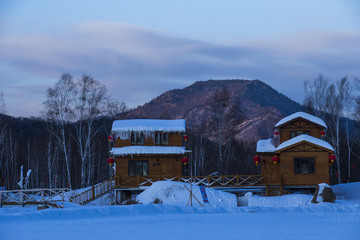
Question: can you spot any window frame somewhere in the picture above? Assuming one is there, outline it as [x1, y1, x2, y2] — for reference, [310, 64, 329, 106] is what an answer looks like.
[294, 157, 315, 174]
[131, 133, 145, 145]
[290, 130, 310, 139]
[128, 160, 149, 176]
[155, 132, 169, 146]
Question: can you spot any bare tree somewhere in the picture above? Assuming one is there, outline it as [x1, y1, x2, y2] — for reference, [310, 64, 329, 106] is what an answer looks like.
[208, 88, 230, 173]
[325, 77, 352, 183]
[74, 74, 108, 187]
[43, 73, 76, 189]
[304, 75, 352, 183]
[304, 74, 329, 120]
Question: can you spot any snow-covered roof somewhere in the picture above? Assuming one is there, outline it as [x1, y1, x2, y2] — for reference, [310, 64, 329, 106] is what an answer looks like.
[111, 119, 186, 133]
[275, 134, 334, 152]
[274, 112, 327, 128]
[256, 138, 276, 153]
[110, 146, 190, 156]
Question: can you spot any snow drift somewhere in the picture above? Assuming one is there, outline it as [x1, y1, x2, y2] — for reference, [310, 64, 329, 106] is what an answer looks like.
[136, 181, 237, 207]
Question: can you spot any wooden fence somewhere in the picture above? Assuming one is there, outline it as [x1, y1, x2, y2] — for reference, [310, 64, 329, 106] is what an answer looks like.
[70, 178, 115, 205]
[115, 175, 265, 188]
[0, 188, 72, 208]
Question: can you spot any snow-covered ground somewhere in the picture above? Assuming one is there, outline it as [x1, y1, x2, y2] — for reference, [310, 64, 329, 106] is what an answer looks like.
[1, 181, 360, 240]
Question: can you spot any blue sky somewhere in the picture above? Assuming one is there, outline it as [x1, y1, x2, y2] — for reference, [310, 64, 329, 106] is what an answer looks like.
[0, 0, 359, 117]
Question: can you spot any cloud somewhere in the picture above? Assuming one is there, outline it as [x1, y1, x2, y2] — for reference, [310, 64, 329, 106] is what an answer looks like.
[0, 21, 359, 116]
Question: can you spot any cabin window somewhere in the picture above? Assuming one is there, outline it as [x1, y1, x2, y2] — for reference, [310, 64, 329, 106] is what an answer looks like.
[131, 133, 144, 145]
[290, 130, 310, 139]
[294, 158, 315, 174]
[128, 160, 149, 176]
[155, 132, 169, 145]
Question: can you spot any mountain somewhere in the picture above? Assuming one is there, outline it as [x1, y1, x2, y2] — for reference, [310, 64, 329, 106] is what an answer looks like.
[126, 79, 302, 143]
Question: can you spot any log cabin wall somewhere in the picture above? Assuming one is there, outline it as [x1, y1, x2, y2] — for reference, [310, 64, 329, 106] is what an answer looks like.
[279, 119, 322, 144]
[115, 155, 182, 176]
[278, 150, 330, 185]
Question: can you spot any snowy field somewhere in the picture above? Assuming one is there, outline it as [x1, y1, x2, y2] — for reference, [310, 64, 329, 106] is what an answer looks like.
[1, 181, 360, 240]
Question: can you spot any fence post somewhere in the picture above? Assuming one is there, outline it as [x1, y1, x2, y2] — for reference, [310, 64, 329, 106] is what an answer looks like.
[19, 191, 23, 206]
[92, 186, 95, 200]
[41, 190, 45, 202]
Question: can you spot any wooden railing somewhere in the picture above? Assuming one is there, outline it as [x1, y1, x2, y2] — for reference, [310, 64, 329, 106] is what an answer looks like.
[70, 178, 115, 205]
[0, 188, 72, 208]
[265, 185, 291, 197]
[116, 175, 265, 188]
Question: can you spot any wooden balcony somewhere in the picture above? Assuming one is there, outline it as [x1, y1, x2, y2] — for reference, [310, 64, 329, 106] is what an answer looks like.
[115, 175, 265, 188]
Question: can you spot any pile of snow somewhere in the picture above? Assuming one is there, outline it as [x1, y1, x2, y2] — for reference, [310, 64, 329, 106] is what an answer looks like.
[256, 138, 276, 153]
[112, 119, 186, 133]
[239, 192, 313, 207]
[136, 181, 237, 207]
[332, 182, 360, 201]
[111, 146, 189, 156]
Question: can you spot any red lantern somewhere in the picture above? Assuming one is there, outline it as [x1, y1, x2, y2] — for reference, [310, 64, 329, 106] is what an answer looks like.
[107, 157, 115, 166]
[320, 130, 326, 138]
[181, 156, 189, 165]
[329, 154, 336, 165]
[272, 155, 279, 164]
[253, 155, 260, 166]
[183, 134, 189, 142]
[108, 135, 113, 142]
[352, 163, 357, 169]
[274, 130, 279, 138]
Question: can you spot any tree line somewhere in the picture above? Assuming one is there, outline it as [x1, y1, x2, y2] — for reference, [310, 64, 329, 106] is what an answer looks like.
[0, 74, 359, 190]
[0, 74, 126, 190]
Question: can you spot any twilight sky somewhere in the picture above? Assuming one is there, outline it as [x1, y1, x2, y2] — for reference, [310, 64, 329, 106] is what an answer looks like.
[0, 0, 359, 117]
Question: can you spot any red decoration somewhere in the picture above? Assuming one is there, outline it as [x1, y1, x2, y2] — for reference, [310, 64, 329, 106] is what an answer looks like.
[352, 163, 357, 169]
[253, 155, 260, 166]
[274, 130, 279, 137]
[181, 156, 189, 165]
[108, 135, 113, 142]
[320, 130, 326, 138]
[183, 134, 189, 142]
[329, 154, 336, 165]
[107, 157, 115, 165]
[272, 155, 279, 164]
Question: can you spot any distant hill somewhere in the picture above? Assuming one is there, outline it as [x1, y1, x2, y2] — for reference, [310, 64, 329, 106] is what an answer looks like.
[126, 79, 302, 143]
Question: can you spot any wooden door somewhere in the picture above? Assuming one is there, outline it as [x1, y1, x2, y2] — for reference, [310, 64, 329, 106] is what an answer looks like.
[263, 160, 281, 184]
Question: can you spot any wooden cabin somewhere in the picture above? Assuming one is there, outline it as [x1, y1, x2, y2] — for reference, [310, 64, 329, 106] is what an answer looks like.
[110, 119, 189, 188]
[256, 112, 334, 186]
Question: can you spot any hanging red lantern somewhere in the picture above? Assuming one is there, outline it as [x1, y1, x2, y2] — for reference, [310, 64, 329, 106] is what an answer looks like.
[107, 157, 115, 166]
[352, 163, 357, 169]
[183, 134, 189, 142]
[108, 135, 113, 142]
[272, 155, 279, 164]
[253, 155, 260, 166]
[181, 156, 189, 165]
[274, 130, 279, 138]
[329, 154, 336, 165]
[320, 130, 326, 138]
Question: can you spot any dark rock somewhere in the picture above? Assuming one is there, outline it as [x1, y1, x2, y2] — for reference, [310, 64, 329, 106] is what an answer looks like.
[37, 205, 49, 210]
[311, 184, 336, 203]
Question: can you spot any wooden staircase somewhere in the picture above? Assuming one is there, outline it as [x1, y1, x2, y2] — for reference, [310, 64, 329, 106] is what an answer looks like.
[70, 178, 116, 205]
[265, 184, 290, 197]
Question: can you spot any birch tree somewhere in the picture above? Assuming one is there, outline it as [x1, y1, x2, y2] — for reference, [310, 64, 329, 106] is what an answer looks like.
[208, 88, 230, 173]
[43, 73, 76, 189]
[304, 75, 352, 183]
[74, 74, 107, 188]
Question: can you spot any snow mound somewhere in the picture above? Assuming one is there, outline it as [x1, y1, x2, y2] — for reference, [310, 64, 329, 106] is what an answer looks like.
[332, 182, 360, 201]
[136, 181, 237, 207]
[239, 192, 313, 207]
